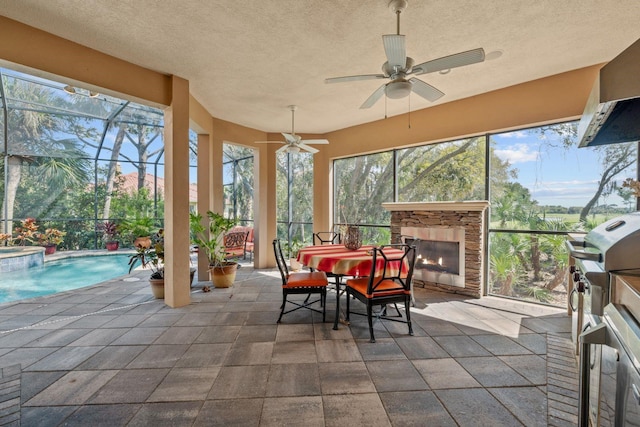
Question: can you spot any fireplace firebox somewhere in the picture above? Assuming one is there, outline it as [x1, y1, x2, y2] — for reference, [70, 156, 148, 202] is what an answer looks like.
[401, 226, 465, 288]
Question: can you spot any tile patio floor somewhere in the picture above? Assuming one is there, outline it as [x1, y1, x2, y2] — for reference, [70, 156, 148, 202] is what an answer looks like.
[0, 262, 578, 426]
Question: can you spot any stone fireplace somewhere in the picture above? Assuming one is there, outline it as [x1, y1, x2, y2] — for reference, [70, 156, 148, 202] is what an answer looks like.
[382, 201, 489, 298]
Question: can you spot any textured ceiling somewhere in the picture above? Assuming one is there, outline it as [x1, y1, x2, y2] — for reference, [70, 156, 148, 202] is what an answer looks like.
[1, 1, 640, 134]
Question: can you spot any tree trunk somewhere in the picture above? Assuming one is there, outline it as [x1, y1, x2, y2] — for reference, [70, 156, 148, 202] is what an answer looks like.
[102, 127, 126, 219]
[543, 266, 566, 291]
[1, 156, 23, 234]
[530, 234, 541, 281]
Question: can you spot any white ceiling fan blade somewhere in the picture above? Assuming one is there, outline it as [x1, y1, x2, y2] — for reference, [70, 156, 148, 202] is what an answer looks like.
[383, 34, 406, 69]
[325, 74, 386, 84]
[409, 78, 445, 102]
[360, 84, 387, 109]
[254, 140, 285, 144]
[276, 145, 290, 153]
[302, 139, 329, 145]
[298, 143, 319, 154]
[412, 48, 485, 75]
[281, 133, 301, 144]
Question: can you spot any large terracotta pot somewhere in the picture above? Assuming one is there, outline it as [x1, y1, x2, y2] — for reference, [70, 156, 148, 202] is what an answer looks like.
[134, 236, 151, 249]
[149, 277, 165, 299]
[105, 241, 119, 251]
[209, 262, 238, 288]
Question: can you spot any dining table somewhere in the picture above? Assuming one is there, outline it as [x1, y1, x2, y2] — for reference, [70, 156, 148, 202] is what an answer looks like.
[297, 244, 408, 330]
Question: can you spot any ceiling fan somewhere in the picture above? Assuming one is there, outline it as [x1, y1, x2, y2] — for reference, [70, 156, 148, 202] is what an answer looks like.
[255, 105, 329, 154]
[325, 0, 486, 109]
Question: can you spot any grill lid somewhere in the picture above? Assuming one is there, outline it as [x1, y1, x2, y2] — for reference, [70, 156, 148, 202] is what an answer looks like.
[583, 212, 640, 272]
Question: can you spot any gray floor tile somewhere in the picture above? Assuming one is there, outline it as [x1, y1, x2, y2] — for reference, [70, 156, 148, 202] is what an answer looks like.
[208, 365, 270, 399]
[412, 358, 481, 389]
[127, 401, 202, 426]
[195, 325, 241, 343]
[21, 406, 78, 427]
[316, 339, 362, 362]
[380, 390, 457, 426]
[436, 388, 525, 426]
[24, 370, 118, 406]
[0, 329, 49, 348]
[174, 343, 232, 367]
[23, 328, 91, 347]
[235, 324, 278, 343]
[357, 338, 407, 361]
[457, 356, 531, 387]
[276, 323, 315, 342]
[126, 344, 189, 369]
[110, 326, 167, 345]
[25, 346, 103, 371]
[58, 403, 141, 426]
[500, 354, 547, 385]
[395, 336, 449, 359]
[318, 361, 376, 394]
[154, 326, 204, 344]
[366, 359, 429, 392]
[88, 368, 169, 403]
[471, 334, 532, 355]
[489, 386, 548, 427]
[261, 396, 324, 426]
[148, 367, 219, 402]
[323, 393, 391, 426]
[193, 398, 263, 426]
[20, 371, 66, 404]
[266, 363, 321, 397]
[271, 340, 318, 364]
[76, 345, 147, 370]
[137, 313, 185, 327]
[433, 335, 492, 357]
[67, 328, 128, 346]
[0, 347, 57, 370]
[224, 341, 273, 365]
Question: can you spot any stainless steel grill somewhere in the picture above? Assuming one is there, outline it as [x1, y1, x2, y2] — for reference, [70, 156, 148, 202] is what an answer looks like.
[566, 213, 640, 426]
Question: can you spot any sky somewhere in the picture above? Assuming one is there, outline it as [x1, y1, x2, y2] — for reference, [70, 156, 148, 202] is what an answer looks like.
[492, 129, 637, 209]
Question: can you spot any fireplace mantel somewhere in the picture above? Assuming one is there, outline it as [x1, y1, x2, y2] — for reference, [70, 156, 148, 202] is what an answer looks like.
[382, 201, 489, 212]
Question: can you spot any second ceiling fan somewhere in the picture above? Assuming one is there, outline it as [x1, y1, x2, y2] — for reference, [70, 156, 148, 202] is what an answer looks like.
[325, 0, 486, 109]
[256, 105, 329, 154]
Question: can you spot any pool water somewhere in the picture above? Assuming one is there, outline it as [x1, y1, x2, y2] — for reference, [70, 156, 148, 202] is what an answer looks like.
[0, 254, 132, 304]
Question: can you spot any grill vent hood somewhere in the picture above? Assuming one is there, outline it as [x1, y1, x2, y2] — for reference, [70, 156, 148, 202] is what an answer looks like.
[578, 38, 640, 147]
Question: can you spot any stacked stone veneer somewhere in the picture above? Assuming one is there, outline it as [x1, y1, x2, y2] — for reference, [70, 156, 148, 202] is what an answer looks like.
[384, 202, 489, 299]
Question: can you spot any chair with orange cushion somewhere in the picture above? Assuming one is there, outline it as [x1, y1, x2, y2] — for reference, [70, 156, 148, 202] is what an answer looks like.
[273, 239, 328, 323]
[345, 243, 417, 342]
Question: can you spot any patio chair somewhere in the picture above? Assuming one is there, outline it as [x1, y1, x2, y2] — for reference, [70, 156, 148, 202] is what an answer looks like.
[313, 231, 342, 245]
[224, 231, 249, 260]
[273, 239, 328, 323]
[345, 243, 417, 342]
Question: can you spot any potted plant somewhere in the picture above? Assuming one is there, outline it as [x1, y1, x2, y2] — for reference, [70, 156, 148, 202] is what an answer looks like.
[190, 211, 238, 288]
[128, 229, 165, 298]
[12, 218, 39, 246]
[284, 238, 304, 271]
[37, 227, 66, 255]
[96, 221, 120, 251]
[121, 216, 155, 248]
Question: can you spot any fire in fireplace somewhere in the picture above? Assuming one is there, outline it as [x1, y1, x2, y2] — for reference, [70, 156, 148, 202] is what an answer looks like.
[415, 240, 460, 275]
[401, 226, 466, 288]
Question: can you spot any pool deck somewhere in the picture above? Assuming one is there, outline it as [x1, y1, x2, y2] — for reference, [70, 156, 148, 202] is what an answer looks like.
[0, 260, 578, 426]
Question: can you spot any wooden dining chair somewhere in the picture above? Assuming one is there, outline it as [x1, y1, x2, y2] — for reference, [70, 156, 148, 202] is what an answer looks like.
[313, 231, 342, 245]
[345, 243, 417, 342]
[273, 239, 328, 323]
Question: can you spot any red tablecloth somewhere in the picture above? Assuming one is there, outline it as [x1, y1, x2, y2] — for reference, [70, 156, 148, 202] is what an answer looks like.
[297, 244, 407, 277]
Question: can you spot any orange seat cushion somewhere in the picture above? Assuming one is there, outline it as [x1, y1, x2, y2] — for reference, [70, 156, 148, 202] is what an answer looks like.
[346, 277, 409, 298]
[284, 271, 328, 289]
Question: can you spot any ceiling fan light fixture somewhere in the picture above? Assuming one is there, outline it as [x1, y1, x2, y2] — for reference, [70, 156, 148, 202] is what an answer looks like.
[63, 85, 76, 95]
[286, 145, 301, 154]
[385, 80, 412, 99]
[89, 91, 100, 98]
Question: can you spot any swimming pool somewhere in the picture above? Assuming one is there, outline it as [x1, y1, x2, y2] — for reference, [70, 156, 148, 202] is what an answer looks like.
[0, 254, 132, 304]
